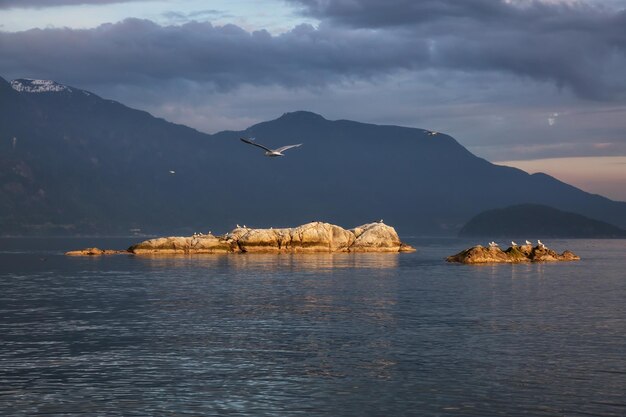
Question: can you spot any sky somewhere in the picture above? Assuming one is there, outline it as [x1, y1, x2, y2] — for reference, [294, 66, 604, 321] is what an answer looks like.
[1, 0, 625, 200]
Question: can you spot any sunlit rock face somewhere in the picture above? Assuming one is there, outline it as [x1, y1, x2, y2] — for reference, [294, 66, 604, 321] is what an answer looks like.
[446, 244, 580, 264]
[350, 222, 403, 252]
[128, 234, 232, 255]
[237, 222, 358, 253]
[126, 222, 414, 254]
[65, 247, 126, 256]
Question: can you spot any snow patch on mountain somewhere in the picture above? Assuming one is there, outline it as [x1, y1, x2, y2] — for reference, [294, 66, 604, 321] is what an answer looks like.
[10, 79, 73, 93]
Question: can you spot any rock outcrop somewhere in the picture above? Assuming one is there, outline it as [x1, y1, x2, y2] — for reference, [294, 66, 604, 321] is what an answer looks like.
[446, 244, 580, 264]
[65, 247, 127, 256]
[128, 234, 232, 255]
[130, 222, 415, 254]
[66, 222, 416, 255]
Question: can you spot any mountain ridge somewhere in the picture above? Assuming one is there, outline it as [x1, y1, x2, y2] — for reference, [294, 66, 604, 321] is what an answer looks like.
[1, 76, 625, 235]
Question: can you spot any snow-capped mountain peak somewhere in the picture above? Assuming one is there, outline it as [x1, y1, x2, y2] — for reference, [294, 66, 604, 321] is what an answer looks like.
[10, 78, 73, 93]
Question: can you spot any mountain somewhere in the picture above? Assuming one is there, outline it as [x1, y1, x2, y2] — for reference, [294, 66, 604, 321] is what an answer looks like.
[459, 204, 626, 238]
[1, 76, 626, 235]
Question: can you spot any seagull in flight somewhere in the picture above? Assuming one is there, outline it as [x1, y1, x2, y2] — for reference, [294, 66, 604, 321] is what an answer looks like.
[426, 130, 439, 136]
[240, 137, 302, 157]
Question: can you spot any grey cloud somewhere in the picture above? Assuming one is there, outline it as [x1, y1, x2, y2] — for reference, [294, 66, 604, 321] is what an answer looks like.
[0, 0, 147, 8]
[2, 1, 626, 101]
[289, 0, 518, 28]
[0, 19, 429, 89]
[2, 9, 624, 102]
[288, 0, 622, 29]
[288, 0, 626, 100]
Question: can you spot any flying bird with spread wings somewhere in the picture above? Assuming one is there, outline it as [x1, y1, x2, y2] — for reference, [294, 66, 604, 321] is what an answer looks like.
[240, 137, 302, 157]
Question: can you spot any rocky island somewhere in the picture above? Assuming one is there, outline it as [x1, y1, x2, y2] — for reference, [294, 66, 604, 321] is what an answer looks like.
[66, 221, 416, 256]
[446, 243, 580, 264]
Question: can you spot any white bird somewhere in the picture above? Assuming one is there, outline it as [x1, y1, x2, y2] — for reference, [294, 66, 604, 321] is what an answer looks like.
[169, 170, 175, 174]
[426, 130, 438, 136]
[243, 224, 247, 228]
[236, 224, 240, 228]
[240, 137, 302, 157]
[511, 241, 517, 246]
[489, 241, 499, 248]
[538, 239, 545, 247]
[525, 240, 531, 245]
[379, 219, 384, 223]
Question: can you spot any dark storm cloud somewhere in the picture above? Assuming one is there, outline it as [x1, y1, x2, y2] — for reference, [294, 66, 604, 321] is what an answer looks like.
[0, 19, 429, 89]
[289, 0, 518, 27]
[1, 0, 626, 101]
[288, 0, 626, 100]
[288, 0, 621, 29]
[0, 0, 146, 8]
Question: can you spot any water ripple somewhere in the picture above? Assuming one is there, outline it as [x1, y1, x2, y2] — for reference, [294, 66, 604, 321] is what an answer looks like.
[1, 238, 625, 416]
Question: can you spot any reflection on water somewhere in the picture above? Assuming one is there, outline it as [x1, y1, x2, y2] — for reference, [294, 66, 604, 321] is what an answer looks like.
[1, 238, 625, 416]
[134, 252, 400, 271]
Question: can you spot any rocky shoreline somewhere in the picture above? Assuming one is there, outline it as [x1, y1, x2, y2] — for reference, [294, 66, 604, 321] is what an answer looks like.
[66, 221, 416, 256]
[446, 243, 580, 264]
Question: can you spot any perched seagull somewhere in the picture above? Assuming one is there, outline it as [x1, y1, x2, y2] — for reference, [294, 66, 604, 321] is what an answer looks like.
[240, 137, 302, 157]
[236, 224, 241, 228]
[538, 239, 545, 247]
[379, 219, 384, 223]
[489, 241, 499, 248]
[511, 241, 517, 246]
[525, 240, 531, 245]
[426, 130, 439, 136]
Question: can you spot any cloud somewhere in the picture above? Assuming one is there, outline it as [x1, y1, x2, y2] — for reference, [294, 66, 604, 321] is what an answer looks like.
[0, 0, 148, 8]
[548, 112, 559, 126]
[289, 0, 516, 28]
[288, 0, 625, 28]
[2, 6, 626, 101]
[287, 0, 626, 100]
[0, 18, 429, 89]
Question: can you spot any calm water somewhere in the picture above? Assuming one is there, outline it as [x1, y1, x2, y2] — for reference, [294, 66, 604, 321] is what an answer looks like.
[1, 237, 625, 416]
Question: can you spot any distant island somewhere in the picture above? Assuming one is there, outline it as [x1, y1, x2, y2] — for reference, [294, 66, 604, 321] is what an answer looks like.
[459, 204, 626, 238]
[66, 221, 416, 255]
